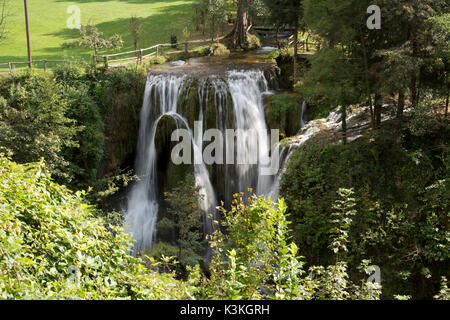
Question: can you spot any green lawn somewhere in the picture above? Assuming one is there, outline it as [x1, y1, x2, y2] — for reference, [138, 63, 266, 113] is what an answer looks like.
[0, 0, 196, 70]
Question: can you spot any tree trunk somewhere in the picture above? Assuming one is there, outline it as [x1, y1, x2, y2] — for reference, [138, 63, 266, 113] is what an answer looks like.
[342, 105, 347, 144]
[227, 0, 248, 48]
[276, 28, 280, 49]
[445, 90, 449, 118]
[360, 34, 375, 129]
[293, 26, 298, 84]
[374, 93, 382, 129]
[397, 91, 405, 119]
[306, 34, 310, 52]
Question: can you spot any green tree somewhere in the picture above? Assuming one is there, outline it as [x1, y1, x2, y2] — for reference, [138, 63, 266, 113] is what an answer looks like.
[156, 174, 205, 267]
[263, 0, 304, 80]
[62, 24, 123, 56]
[0, 153, 189, 299]
[0, 0, 8, 41]
[0, 72, 79, 182]
[299, 47, 362, 143]
[188, 193, 381, 300]
[129, 16, 143, 51]
[204, 0, 227, 42]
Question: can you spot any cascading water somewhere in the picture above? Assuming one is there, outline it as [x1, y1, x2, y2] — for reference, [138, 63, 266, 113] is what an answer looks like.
[125, 74, 217, 253]
[226, 70, 275, 197]
[125, 75, 186, 253]
[126, 69, 279, 253]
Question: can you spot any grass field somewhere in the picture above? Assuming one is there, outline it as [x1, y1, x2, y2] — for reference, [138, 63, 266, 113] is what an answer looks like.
[0, 0, 196, 70]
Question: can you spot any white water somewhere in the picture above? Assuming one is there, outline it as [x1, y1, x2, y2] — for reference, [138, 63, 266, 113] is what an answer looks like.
[127, 70, 304, 253]
[226, 70, 275, 197]
[125, 74, 217, 253]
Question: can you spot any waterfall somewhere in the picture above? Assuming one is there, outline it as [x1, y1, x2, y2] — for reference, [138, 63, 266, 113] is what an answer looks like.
[226, 70, 275, 197]
[126, 70, 278, 253]
[125, 74, 217, 253]
[301, 99, 308, 129]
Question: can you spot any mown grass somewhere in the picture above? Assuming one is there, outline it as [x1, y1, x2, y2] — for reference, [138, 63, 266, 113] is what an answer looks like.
[0, 0, 197, 71]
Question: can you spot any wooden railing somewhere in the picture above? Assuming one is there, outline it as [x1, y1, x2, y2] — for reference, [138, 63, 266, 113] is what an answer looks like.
[0, 59, 68, 75]
[95, 42, 191, 69]
[288, 36, 319, 53]
[0, 41, 193, 74]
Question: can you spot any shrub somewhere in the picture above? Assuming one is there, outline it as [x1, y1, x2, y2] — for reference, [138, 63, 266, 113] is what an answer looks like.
[0, 154, 189, 299]
[243, 34, 261, 50]
[0, 72, 79, 182]
[208, 43, 230, 57]
[189, 193, 381, 300]
[280, 121, 450, 299]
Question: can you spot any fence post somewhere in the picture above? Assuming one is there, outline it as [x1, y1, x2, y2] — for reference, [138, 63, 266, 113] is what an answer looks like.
[184, 42, 188, 54]
[140, 49, 143, 63]
[104, 56, 108, 69]
[8, 63, 13, 76]
[43, 59, 47, 72]
[156, 45, 159, 57]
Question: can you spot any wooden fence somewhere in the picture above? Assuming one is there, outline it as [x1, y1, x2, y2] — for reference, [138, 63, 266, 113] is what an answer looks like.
[288, 35, 320, 53]
[0, 59, 68, 75]
[95, 42, 191, 69]
[0, 41, 193, 75]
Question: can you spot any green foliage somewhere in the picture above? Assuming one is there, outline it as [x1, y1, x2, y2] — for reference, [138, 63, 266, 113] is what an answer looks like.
[265, 93, 302, 137]
[262, 0, 303, 30]
[299, 47, 362, 109]
[170, 34, 178, 49]
[0, 71, 79, 182]
[280, 119, 450, 299]
[129, 16, 143, 51]
[207, 43, 231, 56]
[148, 174, 205, 273]
[0, 64, 145, 212]
[0, 154, 189, 299]
[329, 189, 357, 257]
[434, 277, 450, 300]
[198, 194, 305, 300]
[243, 33, 261, 50]
[202, 0, 227, 41]
[62, 24, 123, 56]
[188, 193, 381, 300]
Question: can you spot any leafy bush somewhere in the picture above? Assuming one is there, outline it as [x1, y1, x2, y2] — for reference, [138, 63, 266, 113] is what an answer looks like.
[147, 174, 205, 276]
[208, 43, 230, 57]
[280, 120, 450, 299]
[0, 71, 79, 182]
[243, 34, 261, 50]
[0, 154, 189, 300]
[189, 192, 381, 300]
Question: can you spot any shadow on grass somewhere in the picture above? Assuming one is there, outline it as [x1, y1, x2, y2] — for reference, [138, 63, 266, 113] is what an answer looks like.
[1, 1, 197, 64]
[46, 2, 195, 54]
[54, 0, 194, 5]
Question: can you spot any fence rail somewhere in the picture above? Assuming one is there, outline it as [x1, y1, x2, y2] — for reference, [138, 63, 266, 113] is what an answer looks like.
[288, 36, 319, 53]
[0, 40, 195, 74]
[0, 59, 68, 75]
[95, 42, 191, 69]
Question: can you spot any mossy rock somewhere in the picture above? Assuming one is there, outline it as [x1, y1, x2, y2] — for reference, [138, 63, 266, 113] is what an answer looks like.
[209, 43, 231, 57]
[244, 33, 261, 50]
[265, 92, 303, 137]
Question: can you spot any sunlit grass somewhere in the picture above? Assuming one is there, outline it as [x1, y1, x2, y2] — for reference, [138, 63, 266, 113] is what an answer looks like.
[0, 0, 196, 70]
